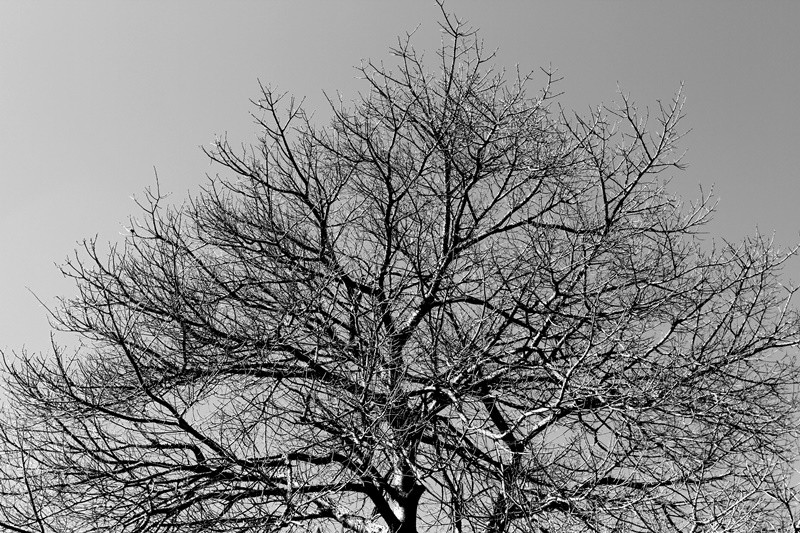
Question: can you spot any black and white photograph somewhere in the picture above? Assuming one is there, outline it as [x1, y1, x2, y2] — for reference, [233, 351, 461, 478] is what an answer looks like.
[1, 2, 799, 531]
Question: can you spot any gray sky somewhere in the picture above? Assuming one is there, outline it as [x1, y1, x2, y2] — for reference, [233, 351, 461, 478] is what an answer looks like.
[1, 1, 799, 355]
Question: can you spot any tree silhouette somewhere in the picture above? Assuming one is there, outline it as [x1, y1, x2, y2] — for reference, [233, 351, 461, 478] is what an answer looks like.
[3, 6, 800, 533]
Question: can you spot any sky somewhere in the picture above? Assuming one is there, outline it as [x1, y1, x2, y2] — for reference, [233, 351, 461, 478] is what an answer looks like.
[0, 1, 799, 356]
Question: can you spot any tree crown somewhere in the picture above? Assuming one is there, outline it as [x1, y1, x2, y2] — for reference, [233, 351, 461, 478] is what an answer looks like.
[2, 7, 800, 533]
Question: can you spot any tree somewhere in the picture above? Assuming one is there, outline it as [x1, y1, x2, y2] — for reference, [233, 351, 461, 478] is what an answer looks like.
[2, 7, 800, 533]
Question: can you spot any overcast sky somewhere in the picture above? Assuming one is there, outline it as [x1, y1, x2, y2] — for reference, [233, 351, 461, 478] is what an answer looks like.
[1, 1, 799, 355]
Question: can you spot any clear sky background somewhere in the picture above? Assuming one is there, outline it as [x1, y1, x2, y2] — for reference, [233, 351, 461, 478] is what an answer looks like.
[0, 1, 798, 355]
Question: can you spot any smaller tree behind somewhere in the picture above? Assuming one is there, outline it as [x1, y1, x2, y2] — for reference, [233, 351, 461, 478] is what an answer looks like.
[2, 7, 800, 533]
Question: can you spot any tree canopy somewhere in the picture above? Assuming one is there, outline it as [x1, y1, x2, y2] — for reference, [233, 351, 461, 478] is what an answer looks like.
[2, 8, 800, 533]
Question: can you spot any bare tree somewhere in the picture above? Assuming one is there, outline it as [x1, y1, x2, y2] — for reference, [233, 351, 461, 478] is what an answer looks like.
[2, 7, 800, 533]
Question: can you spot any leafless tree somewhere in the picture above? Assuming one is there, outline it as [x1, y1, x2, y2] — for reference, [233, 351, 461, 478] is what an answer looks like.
[3, 7, 800, 533]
